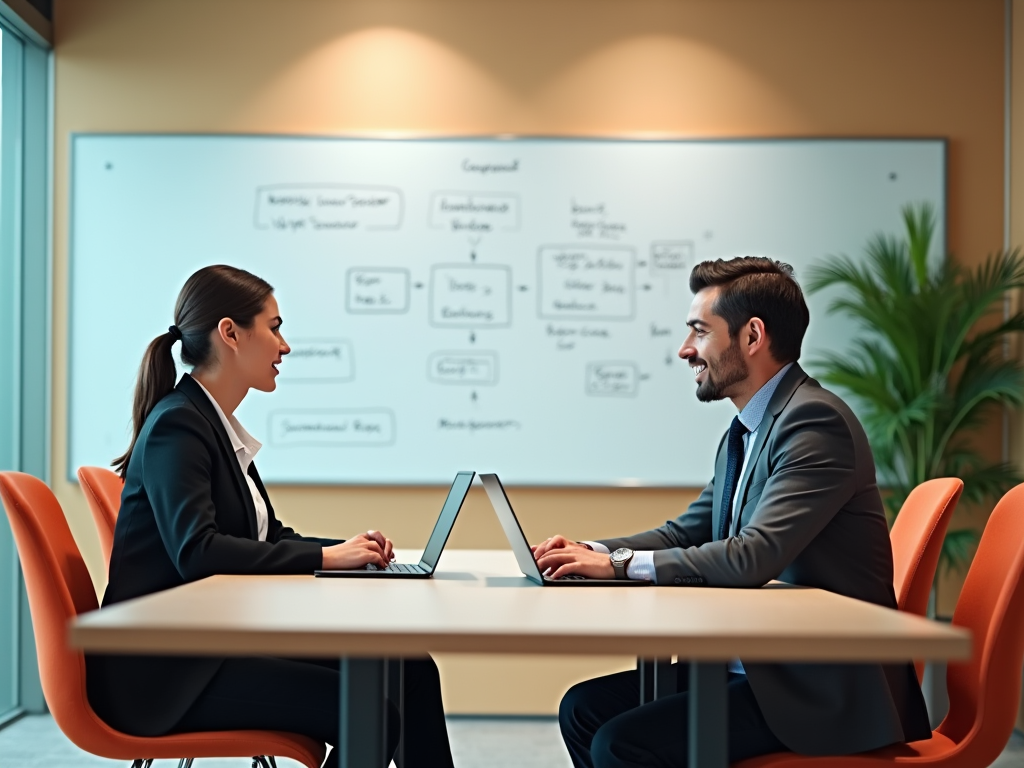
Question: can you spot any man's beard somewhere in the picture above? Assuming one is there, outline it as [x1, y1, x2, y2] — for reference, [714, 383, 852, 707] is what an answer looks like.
[694, 340, 748, 402]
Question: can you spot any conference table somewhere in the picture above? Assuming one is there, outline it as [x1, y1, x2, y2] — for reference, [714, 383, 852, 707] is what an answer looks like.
[69, 549, 971, 768]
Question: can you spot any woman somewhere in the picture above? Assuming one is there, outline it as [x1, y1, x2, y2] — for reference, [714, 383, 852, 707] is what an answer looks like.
[86, 265, 453, 768]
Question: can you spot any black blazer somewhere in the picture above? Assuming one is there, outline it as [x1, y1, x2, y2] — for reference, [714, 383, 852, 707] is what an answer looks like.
[87, 374, 341, 736]
[599, 365, 932, 755]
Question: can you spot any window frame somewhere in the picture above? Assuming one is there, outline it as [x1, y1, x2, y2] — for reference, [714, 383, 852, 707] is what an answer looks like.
[0, 7, 52, 725]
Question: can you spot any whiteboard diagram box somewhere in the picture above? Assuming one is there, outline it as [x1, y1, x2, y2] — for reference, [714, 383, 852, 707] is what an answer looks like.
[651, 241, 694, 275]
[427, 351, 499, 385]
[278, 339, 355, 382]
[429, 191, 520, 233]
[255, 184, 403, 231]
[585, 362, 639, 397]
[429, 265, 512, 328]
[346, 268, 410, 314]
[268, 409, 396, 446]
[537, 245, 636, 320]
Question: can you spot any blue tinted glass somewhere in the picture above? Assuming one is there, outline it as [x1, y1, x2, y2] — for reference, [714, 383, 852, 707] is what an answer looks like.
[0, 23, 20, 720]
[418, 472, 474, 569]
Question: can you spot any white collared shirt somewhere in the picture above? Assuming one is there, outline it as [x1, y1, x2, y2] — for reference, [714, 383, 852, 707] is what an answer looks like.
[193, 379, 269, 542]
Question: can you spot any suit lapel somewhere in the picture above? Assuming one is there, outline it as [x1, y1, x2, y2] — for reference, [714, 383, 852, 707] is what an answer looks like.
[176, 374, 259, 539]
[735, 364, 809, 513]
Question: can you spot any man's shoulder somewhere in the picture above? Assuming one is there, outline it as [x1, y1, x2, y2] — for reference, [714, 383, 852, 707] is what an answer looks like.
[778, 375, 868, 442]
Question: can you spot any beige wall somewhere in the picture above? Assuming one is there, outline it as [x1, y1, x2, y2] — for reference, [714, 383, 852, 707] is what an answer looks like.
[52, 0, 1007, 713]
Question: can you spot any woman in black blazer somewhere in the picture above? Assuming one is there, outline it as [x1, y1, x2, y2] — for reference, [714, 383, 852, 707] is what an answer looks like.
[86, 265, 453, 768]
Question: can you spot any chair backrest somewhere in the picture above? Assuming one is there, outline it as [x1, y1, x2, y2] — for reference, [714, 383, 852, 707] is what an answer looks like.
[77, 466, 123, 568]
[933, 482, 1024, 767]
[890, 477, 963, 616]
[0, 472, 107, 752]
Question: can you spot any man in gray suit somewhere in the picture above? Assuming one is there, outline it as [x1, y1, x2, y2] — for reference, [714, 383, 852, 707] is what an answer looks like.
[534, 257, 931, 768]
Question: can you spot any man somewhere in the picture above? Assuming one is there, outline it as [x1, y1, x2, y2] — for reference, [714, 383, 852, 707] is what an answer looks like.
[534, 257, 931, 768]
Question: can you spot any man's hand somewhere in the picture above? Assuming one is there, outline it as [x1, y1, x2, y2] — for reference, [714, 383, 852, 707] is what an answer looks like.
[535, 544, 615, 580]
[531, 534, 591, 559]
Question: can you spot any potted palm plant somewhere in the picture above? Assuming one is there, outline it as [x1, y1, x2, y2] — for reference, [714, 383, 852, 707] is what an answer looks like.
[806, 203, 1024, 576]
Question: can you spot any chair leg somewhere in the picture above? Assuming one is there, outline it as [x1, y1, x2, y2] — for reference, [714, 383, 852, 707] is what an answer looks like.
[268, 757, 278, 768]
[252, 757, 273, 768]
[130, 761, 153, 768]
[177, 759, 194, 768]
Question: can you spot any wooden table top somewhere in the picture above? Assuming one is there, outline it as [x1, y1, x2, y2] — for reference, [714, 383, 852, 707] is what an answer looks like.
[70, 549, 971, 662]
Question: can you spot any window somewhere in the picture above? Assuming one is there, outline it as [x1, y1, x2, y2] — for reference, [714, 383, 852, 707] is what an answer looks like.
[0, 22, 16, 723]
[0, 11, 51, 724]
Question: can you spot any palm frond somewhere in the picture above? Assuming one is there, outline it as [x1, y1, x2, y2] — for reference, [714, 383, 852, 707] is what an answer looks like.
[940, 528, 980, 575]
[809, 203, 1024, 559]
[902, 202, 935, 289]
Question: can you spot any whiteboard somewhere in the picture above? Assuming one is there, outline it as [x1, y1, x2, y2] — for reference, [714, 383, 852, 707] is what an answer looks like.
[69, 136, 945, 486]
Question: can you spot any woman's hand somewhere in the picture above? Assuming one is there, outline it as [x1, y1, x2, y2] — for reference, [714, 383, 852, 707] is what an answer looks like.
[321, 531, 394, 570]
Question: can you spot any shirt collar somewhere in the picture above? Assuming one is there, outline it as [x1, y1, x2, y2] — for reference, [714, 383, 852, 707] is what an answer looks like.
[192, 378, 262, 465]
[737, 362, 794, 433]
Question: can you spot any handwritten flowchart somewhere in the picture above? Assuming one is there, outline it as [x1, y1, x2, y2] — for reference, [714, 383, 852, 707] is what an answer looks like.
[70, 136, 945, 484]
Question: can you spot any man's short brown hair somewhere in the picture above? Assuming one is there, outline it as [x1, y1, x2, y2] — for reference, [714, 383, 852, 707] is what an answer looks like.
[689, 257, 810, 364]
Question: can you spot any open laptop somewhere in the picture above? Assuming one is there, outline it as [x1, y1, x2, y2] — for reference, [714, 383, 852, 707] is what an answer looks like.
[314, 470, 475, 579]
[479, 473, 650, 586]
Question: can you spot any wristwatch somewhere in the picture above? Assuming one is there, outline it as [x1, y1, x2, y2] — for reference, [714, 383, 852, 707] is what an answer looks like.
[609, 547, 635, 580]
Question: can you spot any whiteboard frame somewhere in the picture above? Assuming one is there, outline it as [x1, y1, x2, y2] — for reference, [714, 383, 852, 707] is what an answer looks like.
[68, 133, 948, 487]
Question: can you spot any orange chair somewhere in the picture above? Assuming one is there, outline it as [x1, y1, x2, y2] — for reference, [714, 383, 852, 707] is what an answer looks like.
[77, 466, 123, 568]
[734, 480, 1024, 768]
[890, 478, 963, 683]
[0, 471, 326, 768]
[891, 478, 963, 617]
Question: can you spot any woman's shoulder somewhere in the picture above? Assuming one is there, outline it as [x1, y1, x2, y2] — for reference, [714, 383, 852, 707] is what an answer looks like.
[141, 387, 214, 439]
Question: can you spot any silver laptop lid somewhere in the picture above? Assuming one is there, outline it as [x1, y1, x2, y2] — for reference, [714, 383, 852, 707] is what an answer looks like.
[418, 471, 476, 572]
[479, 473, 545, 584]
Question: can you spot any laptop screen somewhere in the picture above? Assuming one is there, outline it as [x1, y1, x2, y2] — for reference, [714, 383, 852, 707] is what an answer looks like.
[418, 471, 476, 571]
[479, 473, 545, 584]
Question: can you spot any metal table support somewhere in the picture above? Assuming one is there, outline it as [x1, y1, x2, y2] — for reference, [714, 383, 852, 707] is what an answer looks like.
[638, 658, 677, 704]
[340, 658, 386, 768]
[688, 661, 728, 768]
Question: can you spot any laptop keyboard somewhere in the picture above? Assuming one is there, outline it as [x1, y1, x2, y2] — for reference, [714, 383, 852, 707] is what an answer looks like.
[364, 562, 423, 573]
[548, 574, 588, 581]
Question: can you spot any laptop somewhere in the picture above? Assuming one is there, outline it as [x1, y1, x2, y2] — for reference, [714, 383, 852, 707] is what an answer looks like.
[479, 473, 650, 586]
[314, 470, 475, 579]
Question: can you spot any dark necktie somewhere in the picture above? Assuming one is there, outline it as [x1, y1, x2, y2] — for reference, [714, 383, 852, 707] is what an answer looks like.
[718, 416, 750, 540]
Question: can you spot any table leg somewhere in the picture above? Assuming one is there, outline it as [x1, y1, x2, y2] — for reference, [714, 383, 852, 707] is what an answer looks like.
[638, 658, 653, 704]
[340, 658, 386, 768]
[654, 659, 677, 699]
[387, 660, 404, 766]
[639, 658, 678, 704]
[688, 662, 727, 768]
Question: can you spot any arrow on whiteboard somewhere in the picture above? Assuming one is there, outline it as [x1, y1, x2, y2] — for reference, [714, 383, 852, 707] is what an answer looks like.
[471, 391, 478, 403]
[641, 284, 652, 291]
[414, 282, 424, 289]
[518, 285, 529, 292]
[469, 332, 476, 344]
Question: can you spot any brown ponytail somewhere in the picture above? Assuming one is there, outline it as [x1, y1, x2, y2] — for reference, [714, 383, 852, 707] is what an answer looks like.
[113, 265, 274, 478]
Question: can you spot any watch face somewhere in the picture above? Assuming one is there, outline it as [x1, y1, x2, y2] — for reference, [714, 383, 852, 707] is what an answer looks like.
[610, 547, 633, 565]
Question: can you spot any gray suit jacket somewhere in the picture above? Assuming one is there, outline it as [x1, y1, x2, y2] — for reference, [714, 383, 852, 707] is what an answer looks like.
[598, 364, 931, 755]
